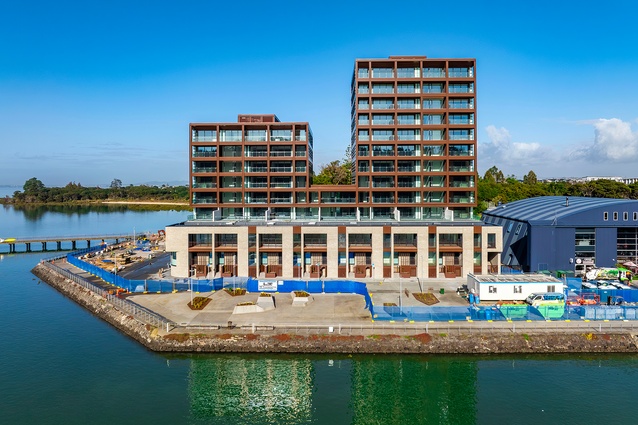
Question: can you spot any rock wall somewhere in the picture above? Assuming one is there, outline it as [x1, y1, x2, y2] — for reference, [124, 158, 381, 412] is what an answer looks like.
[33, 264, 638, 354]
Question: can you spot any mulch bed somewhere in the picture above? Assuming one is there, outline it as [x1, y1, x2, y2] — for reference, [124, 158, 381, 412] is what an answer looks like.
[413, 292, 440, 306]
[188, 296, 212, 310]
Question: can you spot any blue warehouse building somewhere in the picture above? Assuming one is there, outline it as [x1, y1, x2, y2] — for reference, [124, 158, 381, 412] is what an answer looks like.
[481, 196, 638, 275]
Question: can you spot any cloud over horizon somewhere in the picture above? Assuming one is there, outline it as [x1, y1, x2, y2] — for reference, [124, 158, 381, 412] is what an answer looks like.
[480, 118, 638, 179]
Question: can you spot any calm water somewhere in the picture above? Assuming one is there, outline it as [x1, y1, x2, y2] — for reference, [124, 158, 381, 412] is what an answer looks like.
[1, 205, 637, 424]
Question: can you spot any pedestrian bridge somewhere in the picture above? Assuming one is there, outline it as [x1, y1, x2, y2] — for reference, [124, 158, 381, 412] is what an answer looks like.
[0, 233, 145, 253]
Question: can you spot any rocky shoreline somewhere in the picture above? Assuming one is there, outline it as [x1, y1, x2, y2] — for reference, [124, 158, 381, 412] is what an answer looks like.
[32, 263, 638, 354]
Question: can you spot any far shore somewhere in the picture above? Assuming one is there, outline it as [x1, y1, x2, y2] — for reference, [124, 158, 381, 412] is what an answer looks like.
[101, 200, 190, 206]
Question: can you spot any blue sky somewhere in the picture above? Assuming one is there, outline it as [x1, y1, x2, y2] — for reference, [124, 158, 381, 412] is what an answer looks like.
[1, 0, 638, 187]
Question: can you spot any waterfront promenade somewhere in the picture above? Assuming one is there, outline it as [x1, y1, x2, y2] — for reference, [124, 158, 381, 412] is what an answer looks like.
[46, 256, 638, 338]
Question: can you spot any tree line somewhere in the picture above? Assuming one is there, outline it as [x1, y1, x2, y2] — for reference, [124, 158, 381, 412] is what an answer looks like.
[477, 166, 638, 213]
[5, 178, 189, 204]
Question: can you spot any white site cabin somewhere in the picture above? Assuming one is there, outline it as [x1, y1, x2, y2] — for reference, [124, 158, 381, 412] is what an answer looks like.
[467, 273, 565, 302]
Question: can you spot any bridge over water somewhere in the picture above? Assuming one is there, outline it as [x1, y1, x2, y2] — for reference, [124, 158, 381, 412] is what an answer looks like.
[0, 233, 147, 254]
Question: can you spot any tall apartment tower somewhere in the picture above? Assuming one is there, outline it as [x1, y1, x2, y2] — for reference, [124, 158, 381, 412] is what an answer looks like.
[351, 56, 477, 220]
[190, 114, 313, 221]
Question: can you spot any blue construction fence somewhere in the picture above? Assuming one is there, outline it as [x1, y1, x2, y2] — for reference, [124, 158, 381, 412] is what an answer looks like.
[65, 248, 373, 315]
[373, 304, 638, 322]
[66, 246, 225, 293]
[565, 277, 638, 303]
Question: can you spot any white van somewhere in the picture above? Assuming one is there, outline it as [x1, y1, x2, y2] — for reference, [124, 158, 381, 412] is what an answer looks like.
[525, 292, 565, 307]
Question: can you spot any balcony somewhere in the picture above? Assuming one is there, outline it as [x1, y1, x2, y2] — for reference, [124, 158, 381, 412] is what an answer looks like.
[192, 197, 217, 204]
[321, 197, 356, 204]
[450, 196, 475, 204]
[398, 197, 416, 203]
[397, 166, 417, 172]
[372, 149, 395, 156]
[396, 102, 420, 110]
[270, 182, 293, 188]
[372, 165, 394, 172]
[371, 103, 394, 110]
[270, 166, 293, 173]
[192, 182, 217, 189]
[372, 196, 394, 203]
[371, 69, 394, 78]
[371, 119, 394, 125]
[372, 182, 394, 188]
[450, 181, 475, 188]
[397, 68, 420, 78]
[246, 197, 267, 204]
[449, 165, 474, 172]
[192, 167, 216, 173]
[449, 68, 473, 78]
[245, 166, 268, 173]
[271, 197, 292, 204]
[270, 150, 293, 157]
[245, 150, 268, 157]
[245, 135, 267, 142]
[295, 167, 306, 172]
[192, 151, 217, 158]
[423, 68, 445, 78]
[448, 149, 474, 157]
[371, 135, 395, 141]
[397, 149, 417, 156]
[245, 182, 268, 188]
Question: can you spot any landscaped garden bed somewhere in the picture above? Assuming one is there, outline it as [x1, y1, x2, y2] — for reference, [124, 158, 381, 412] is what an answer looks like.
[413, 292, 440, 306]
[188, 296, 212, 310]
[225, 288, 246, 296]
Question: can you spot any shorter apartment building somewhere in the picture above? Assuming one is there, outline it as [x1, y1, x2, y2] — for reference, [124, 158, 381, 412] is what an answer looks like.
[166, 220, 502, 280]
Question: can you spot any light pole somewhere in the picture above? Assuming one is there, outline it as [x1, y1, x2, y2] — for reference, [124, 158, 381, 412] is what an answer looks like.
[399, 275, 403, 314]
[189, 268, 196, 305]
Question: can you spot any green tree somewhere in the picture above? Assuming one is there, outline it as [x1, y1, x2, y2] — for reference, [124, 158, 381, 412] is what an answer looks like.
[23, 177, 45, 195]
[522, 170, 537, 185]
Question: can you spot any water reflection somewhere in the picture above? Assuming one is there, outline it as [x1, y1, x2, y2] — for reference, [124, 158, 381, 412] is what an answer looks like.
[188, 355, 314, 424]
[186, 355, 478, 424]
[9, 204, 190, 221]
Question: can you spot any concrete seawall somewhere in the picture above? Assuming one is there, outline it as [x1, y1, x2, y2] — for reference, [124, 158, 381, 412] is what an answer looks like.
[32, 264, 638, 354]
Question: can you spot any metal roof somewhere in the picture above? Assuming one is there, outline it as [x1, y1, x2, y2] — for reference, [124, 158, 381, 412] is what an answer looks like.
[469, 273, 562, 283]
[482, 196, 638, 225]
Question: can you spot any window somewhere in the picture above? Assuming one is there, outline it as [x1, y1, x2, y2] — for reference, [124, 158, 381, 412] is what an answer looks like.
[489, 286, 497, 294]
[515, 223, 522, 235]
[547, 285, 555, 292]
[487, 233, 496, 248]
[634, 212, 638, 221]
[507, 222, 514, 233]
[513, 285, 522, 294]
[623, 212, 628, 221]
[613, 212, 618, 221]
[603, 212, 608, 221]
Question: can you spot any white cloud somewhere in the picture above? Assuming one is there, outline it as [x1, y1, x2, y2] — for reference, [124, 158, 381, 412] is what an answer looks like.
[481, 125, 551, 167]
[481, 118, 638, 179]
[575, 118, 638, 161]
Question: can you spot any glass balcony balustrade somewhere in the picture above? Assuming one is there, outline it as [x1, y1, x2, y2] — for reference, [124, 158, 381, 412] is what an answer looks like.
[423, 68, 445, 78]
[270, 166, 293, 172]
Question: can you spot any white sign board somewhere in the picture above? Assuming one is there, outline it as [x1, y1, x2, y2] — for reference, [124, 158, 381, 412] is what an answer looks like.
[258, 280, 277, 291]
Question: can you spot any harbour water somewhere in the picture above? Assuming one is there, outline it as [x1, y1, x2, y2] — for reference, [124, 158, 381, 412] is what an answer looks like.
[1, 204, 638, 424]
